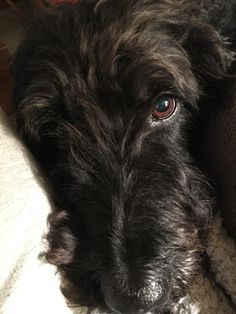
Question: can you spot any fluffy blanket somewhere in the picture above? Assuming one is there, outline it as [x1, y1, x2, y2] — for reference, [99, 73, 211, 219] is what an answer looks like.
[0, 108, 235, 314]
[172, 216, 236, 314]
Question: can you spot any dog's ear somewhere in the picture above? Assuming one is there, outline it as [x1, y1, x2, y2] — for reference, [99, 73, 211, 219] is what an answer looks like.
[181, 24, 235, 96]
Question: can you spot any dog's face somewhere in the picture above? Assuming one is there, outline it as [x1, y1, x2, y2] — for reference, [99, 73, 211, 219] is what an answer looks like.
[13, 1, 234, 313]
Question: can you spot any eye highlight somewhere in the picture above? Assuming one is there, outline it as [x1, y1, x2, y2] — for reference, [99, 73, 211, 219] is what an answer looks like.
[152, 95, 176, 120]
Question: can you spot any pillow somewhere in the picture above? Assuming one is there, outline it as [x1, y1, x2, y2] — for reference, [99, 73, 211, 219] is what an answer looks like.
[201, 102, 236, 239]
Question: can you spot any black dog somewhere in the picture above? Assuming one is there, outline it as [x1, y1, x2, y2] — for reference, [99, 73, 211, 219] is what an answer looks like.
[12, 1, 236, 313]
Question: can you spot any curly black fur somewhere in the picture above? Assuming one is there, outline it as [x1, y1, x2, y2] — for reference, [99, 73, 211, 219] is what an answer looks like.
[12, 1, 236, 313]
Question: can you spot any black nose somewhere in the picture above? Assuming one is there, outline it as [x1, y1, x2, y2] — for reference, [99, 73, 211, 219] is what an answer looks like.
[104, 280, 165, 314]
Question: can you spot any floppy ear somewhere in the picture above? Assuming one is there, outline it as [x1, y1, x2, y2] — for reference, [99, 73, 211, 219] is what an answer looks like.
[176, 23, 235, 153]
[181, 24, 235, 99]
[183, 25, 234, 74]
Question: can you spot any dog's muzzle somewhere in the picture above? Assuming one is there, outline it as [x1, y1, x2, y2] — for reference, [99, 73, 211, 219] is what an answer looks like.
[103, 279, 166, 314]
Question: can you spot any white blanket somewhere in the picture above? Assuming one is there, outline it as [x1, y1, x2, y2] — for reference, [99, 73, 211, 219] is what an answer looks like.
[0, 108, 235, 314]
[0, 109, 76, 314]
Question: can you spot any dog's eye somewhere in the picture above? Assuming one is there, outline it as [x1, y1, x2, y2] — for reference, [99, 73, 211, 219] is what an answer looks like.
[152, 96, 176, 120]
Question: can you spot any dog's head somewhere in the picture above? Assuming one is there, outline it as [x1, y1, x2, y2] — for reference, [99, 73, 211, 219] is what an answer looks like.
[13, 1, 235, 313]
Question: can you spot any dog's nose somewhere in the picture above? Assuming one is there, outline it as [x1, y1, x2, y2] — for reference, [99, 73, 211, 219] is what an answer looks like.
[104, 280, 165, 314]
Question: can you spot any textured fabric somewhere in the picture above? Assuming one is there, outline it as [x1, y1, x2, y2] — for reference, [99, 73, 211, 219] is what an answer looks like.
[180, 216, 236, 313]
[0, 109, 83, 314]
[0, 108, 235, 313]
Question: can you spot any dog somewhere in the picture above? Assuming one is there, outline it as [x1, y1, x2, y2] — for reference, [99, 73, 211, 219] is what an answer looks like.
[12, 1, 236, 313]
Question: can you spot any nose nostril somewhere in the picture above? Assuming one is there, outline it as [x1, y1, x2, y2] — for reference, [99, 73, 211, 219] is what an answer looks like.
[104, 280, 166, 314]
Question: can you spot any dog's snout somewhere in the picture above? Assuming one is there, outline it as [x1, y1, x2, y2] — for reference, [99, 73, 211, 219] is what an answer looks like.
[104, 280, 165, 314]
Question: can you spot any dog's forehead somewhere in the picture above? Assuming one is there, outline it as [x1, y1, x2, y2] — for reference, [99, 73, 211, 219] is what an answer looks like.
[74, 0, 199, 105]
